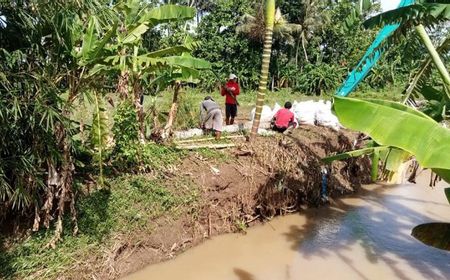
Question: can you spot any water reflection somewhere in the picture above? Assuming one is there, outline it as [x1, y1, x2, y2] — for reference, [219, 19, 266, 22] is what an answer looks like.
[286, 183, 450, 280]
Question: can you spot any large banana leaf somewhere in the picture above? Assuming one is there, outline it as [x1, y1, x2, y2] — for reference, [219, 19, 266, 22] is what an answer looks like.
[146, 46, 190, 58]
[143, 5, 195, 28]
[364, 2, 450, 29]
[122, 23, 149, 44]
[363, 98, 436, 121]
[78, 21, 117, 66]
[334, 96, 450, 183]
[163, 56, 212, 70]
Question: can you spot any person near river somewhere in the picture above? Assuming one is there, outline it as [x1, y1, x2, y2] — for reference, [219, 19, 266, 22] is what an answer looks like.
[221, 73, 240, 125]
[271, 101, 297, 133]
[200, 96, 223, 140]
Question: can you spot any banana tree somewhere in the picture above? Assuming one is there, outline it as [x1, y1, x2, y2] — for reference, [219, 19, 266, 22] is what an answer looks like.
[360, 1, 450, 177]
[77, 1, 198, 143]
[364, 1, 450, 109]
[250, 0, 276, 139]
[154, 53, 212, 138]
[330, 97, 450, 184]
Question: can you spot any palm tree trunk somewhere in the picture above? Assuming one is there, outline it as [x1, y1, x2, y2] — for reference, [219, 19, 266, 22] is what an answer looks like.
[250, 0, 275, 139]
[415, 24, 450, 99]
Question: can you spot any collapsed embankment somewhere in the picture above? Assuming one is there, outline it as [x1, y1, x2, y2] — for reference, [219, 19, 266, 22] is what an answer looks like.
[1, 126, 370, 279]
[95, 126, 370, 279]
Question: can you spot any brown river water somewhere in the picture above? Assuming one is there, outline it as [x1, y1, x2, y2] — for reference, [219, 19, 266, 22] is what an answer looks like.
[125, 175, 450, 280]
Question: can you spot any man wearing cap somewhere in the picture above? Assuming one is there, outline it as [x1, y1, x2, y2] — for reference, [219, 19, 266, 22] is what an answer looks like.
[200, 96, 223, 140]
[221, 73, 240, 125]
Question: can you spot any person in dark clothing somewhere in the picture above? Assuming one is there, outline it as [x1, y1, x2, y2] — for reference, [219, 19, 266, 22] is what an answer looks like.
[221, 73, 240, 125]
[200, 96, 223, 140]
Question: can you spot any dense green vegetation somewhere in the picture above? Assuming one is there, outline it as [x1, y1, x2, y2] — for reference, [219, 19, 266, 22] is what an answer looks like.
[1, 0, 450, 279]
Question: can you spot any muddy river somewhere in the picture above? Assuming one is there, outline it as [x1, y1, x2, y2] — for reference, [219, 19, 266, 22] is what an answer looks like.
[125, 175, 450, 280]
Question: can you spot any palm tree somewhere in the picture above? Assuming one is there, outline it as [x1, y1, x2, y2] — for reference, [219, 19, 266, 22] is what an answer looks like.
[250, 0, 275, 139]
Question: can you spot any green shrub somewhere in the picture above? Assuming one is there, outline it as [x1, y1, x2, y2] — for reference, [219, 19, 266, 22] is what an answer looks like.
[295, 63, 344, 95]
[112, 99, 139, 151]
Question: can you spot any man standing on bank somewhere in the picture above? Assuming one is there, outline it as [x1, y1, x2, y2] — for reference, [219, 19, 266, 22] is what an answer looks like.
[221, 73, 240, 125]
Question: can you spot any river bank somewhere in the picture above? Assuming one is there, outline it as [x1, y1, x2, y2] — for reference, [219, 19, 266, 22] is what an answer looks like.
[0, 126, 370, 279]
[125, 172, 450, 280]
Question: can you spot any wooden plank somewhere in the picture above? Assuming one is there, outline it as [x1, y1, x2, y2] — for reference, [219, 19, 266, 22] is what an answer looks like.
[175, 135, 245, 144]
[176, 143, 236, 150]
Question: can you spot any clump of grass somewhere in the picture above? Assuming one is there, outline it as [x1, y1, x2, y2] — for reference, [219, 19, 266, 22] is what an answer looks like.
[0, 175, 199, 280]
[195, 148, 232, 163]
[109, 143, 185, 173]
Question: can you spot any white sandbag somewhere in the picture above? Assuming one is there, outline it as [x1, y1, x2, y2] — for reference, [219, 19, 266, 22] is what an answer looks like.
[249, 105, 273, 122]
[257, 128, 276, 136]
[272, 103, 281, 118]
[293, 101, 317, 125]
[249, 108, 256, 121]
[261, 105, 273, 122]
[174, 128, 205, 139]
[315, 101, 343, 131]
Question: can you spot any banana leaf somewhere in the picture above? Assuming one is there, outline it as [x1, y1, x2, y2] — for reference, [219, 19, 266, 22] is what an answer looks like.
[384, 148, 411, 172]
[445, 188, 450, 204]
[364, 2, 450, 29]
[322, 146, 389, 163]
[333, 96, 450, 183]
[143, 5, 195, 27]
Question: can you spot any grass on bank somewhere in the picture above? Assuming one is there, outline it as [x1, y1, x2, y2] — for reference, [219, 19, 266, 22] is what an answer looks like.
[0, 145, 199, 280]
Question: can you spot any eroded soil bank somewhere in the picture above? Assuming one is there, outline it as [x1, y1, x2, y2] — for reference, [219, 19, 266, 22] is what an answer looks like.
[87, 126, 370, 279]
[125, 173, 450, 280]
[0, 126, 369, 279]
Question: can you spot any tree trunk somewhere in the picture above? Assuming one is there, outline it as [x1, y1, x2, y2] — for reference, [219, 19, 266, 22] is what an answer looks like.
[250, 0, 275, 139]
[164, 82, 182, 138]
[47, 113, 77, 248]
[117, 70, 129, 100]
[133, 80, 145, 143]
[371, 151, 379, 183]
[415, 24, 450, 99]
[301, 32, 309, 63]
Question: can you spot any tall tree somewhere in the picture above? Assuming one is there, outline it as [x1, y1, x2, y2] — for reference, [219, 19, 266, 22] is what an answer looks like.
[250, 0, 275, 139]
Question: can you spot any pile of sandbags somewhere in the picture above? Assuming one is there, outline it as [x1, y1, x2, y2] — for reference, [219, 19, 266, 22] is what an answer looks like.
[250, 99, 343, 131]
[292, 100, 316, 126]
[314, 100, 342, 131]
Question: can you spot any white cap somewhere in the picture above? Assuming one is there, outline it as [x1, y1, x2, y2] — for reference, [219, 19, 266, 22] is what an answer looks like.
[229, 73, 237, 80]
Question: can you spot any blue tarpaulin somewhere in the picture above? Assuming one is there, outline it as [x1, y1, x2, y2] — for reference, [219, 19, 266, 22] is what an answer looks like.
[336, 0, 416, 97]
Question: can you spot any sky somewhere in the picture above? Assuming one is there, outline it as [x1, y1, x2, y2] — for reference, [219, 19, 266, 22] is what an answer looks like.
[380, 0, 401, 11]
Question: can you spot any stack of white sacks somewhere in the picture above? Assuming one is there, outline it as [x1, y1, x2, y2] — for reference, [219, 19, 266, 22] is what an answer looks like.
[250, 100, 343, 131]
